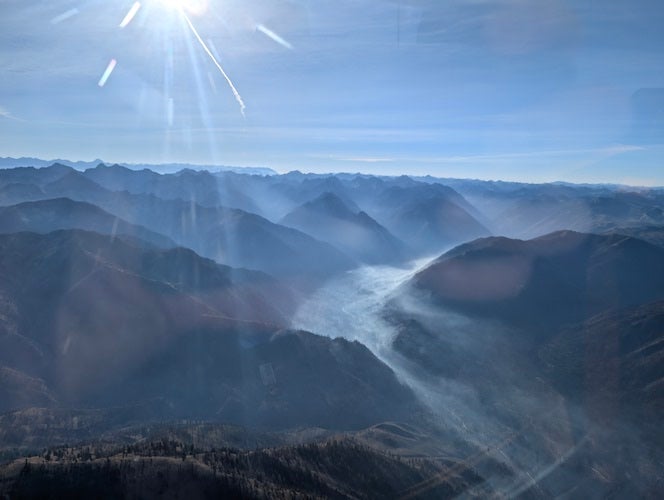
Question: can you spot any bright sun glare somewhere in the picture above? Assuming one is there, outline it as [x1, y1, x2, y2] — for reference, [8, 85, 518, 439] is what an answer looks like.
[114, 0, 245, 114]
[154, 0, 209, 16]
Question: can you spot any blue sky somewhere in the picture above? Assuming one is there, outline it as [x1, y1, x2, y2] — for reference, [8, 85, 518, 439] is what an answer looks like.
[1, 0, 663, 184]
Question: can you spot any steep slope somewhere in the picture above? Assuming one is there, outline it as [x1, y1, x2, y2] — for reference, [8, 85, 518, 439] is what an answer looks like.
[0, 230, 287, 410]
[281, 192, 408, 264]
[383, 232, 664, 497]
[0, 230, 416, 428]
[0, 198, 175, 248]
[540, 300, 664, 423]
[411, 230, 664, 336]
[372, 183, 490, 255]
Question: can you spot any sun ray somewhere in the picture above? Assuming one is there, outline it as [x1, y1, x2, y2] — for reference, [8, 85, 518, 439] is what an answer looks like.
[180, 10, 246, 116]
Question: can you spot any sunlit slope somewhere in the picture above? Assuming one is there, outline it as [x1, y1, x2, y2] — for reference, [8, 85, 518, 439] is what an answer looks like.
[412, 230, 664, 336]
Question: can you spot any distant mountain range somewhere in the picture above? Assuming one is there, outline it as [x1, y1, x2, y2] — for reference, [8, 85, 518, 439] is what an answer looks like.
[0, 157, 277, 176]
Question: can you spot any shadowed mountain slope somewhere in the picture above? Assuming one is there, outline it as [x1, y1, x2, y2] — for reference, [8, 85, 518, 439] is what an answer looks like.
[0, 230, 417, 429]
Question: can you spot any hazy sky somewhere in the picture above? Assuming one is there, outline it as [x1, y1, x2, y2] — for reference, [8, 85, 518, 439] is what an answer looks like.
[1, 0, 663, 183]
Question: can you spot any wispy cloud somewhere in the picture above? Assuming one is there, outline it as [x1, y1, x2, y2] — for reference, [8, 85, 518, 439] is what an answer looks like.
[384, 145, 646, 164]
[0, 105, 25, 122]
[337, 157, 395, 163]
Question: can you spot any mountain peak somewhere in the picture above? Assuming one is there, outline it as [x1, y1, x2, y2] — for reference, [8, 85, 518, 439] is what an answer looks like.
[304, 191, 357, 217]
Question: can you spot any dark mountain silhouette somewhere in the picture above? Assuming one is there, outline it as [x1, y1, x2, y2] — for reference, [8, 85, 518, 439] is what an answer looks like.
[0, 198, 175, 248]
[281, 192, 408, 264]
[412, 230, 664, 336]
[0, 437, 485, 499]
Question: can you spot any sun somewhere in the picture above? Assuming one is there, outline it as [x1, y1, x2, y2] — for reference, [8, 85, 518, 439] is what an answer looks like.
[114, 0, 245, 115]
[154, 0, 209, 16]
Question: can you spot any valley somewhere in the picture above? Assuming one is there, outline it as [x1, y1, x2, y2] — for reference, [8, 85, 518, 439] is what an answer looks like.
[0, 161, 662, 498]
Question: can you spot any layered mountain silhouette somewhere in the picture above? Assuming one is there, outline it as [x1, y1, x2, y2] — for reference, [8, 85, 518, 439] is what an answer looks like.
[281, 192, 408, 264]
[0, 167, 355, 281]
[82, 164, 261, 212]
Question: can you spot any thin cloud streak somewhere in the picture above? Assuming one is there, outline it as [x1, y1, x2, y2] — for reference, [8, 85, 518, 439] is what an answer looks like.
[376, 145, 646, 164]
[0, 106, 26, 122]
[50, 8, 79, 25]
[337, 157, 395, 163]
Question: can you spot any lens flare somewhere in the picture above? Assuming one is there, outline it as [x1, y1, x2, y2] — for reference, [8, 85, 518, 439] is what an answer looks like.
[98, 59, 117, 87]
[119, 2, 141, 28]
[109, 0, 246, 116]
